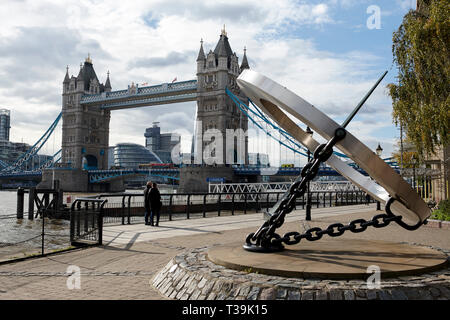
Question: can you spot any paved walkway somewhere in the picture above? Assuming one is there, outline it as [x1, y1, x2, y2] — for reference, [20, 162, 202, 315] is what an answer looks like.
[0, 204, 448, 300]
[102, 204, 375, 247]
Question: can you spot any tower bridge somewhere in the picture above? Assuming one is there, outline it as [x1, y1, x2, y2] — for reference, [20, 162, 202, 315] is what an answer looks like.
[37, 27, 251, 192]
[3, 27, 398, 192]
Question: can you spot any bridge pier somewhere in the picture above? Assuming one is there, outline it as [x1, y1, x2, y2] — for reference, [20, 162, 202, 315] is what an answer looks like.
[178, 166, 235, 193]
[39, 169, 88, 192]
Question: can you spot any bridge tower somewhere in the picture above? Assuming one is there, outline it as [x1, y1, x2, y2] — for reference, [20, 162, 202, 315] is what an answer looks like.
[61, 56, 111, 170]
[195, 27, 249, 165]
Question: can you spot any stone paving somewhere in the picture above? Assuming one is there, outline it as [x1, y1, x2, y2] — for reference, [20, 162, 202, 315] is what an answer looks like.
[153, 245, 450, 300]
[0, 204, 449, 300]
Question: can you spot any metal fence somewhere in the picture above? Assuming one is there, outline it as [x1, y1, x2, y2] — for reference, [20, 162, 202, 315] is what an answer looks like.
[93, 190, 373, 226]
[0, 190, 372, 263]
[0, 213, 70, 263]
[70, 198, 107, 246]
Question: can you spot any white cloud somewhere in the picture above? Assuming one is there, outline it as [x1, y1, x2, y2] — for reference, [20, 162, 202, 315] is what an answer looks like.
[0, 0, 397, 164]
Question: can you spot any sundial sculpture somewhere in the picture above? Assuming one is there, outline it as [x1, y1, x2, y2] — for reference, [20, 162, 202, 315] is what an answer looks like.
[235, 70, 430, 253]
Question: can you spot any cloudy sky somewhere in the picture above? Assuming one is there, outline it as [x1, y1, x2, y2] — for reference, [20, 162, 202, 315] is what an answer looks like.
[0, 0, 417, 165]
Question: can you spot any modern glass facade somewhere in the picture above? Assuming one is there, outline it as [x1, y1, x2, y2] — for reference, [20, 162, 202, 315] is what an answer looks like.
[0, 141, 29, 164]
[114, 143, 162, 169]
[0, 109, 11, 141]
[0, 140, 52, 169]
[144, 122, 180, 163]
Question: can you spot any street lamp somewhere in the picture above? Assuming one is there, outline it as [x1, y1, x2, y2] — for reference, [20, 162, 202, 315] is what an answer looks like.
[412, 154, 418, 192]
[375, 143, 383, 210]
[376, 143, 383, 157]
[305, 126, 313, 221]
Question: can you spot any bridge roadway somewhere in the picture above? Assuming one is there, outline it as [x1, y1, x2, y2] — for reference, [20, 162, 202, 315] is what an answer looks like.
[80, 80, 197, 110]
[88, 165, 371, 183]
[0, 166, 375, 183]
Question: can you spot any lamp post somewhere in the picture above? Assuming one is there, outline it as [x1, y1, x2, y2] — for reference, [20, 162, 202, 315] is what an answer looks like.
[305, 126, 313, 221]
[375, 143, 383, 210]
[376, 143, 383, 157]
[412, 154, 418, 192]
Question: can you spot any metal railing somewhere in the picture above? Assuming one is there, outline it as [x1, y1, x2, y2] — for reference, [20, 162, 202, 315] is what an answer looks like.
[92, 190, 372, 226]
[70, 198, 107, 246]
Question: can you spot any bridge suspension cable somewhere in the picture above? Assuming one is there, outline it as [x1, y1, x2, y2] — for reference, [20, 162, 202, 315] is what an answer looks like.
[38, 149, 62, 171]
[0, 159, 9, 169]
[226, 88, 349, 164]
[2, 112, 62, 173]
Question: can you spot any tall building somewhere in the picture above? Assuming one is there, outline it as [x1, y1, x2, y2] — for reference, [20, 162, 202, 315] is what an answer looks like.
[0, 109, 11, 141]
[195, 26, 249, 165]
[0, 141, 29, 165]
[144, 122, 180, 163]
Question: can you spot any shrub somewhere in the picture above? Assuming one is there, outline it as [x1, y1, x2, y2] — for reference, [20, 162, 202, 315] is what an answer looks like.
[430, 200, 450, 221]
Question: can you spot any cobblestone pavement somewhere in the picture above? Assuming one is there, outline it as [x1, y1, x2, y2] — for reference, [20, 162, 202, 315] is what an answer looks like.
[0, 204, 449, 300]
[153, 246, 450, 300]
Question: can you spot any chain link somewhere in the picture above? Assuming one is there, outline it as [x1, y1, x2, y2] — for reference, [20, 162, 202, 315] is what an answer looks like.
[244, 127, 425, 252]
[270, 213, 404, 247]
[246, 128, 346, 250]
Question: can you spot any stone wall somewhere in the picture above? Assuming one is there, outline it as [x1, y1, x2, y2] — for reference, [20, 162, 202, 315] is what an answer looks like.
[39, 169, 88, 192]
[152, 246, 450, 300]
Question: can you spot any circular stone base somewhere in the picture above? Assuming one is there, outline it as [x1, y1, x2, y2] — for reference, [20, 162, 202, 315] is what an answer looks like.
[152, 241, 450, 300]
[208, 239, 448, 280]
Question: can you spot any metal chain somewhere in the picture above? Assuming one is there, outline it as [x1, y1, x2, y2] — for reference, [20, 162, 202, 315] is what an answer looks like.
[271, 213, 403, 246]
[244, 127, 426, 252]
[245, 128, 346, 250]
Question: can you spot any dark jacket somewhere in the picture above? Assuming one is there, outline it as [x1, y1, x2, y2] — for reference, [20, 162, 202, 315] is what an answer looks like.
[144, 187, 151, 212]
[149, 187, 161, 210]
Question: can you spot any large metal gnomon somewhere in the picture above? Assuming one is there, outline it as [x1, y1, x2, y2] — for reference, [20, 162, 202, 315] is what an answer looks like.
[236, 70, 430, 252]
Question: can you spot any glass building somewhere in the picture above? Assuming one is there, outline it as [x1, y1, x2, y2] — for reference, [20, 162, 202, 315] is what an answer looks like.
[144, 122, 180, 163]
[113, 143, 162, 169]
[0, 109, 11, 141]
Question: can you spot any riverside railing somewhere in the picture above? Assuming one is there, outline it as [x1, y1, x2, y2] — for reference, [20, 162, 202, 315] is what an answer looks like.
[0, 213, 70, 264]
[70, 198, 107, 246]
[91, 190, 372, 226]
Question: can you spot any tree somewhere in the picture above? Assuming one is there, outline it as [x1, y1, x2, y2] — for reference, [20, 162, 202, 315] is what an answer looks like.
[391, 135, 419, 169]
[388, 0, 449, 159]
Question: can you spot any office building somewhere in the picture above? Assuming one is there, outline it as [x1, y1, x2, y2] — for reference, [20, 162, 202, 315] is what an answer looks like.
[0, 109, 11, 141]
[113, 143, 162, 169]
[144, 122, 180, 163]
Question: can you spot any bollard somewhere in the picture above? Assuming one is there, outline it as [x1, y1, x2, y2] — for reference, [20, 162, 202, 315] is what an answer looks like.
[28, 187, 35, 220]
[305, 192, 311, 221]
[305, 203, 311, 221]
[17, 188, 24, 219]
[52, 179, 60, 190]
[376, 201, 381, 211]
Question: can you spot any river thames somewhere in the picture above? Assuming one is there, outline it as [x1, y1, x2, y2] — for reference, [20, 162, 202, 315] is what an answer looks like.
[0, 190, 29, 216]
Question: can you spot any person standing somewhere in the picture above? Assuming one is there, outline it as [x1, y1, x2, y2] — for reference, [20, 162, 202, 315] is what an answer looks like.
[150, 182, 162, 226]
[144, 181, 152, 225]
[365, 193, 371, 206]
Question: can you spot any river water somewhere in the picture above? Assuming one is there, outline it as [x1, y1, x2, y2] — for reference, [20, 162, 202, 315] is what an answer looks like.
[0, 187, 167, 259]
[0, 186, 177, 250]
[0, 189, 27, 217]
